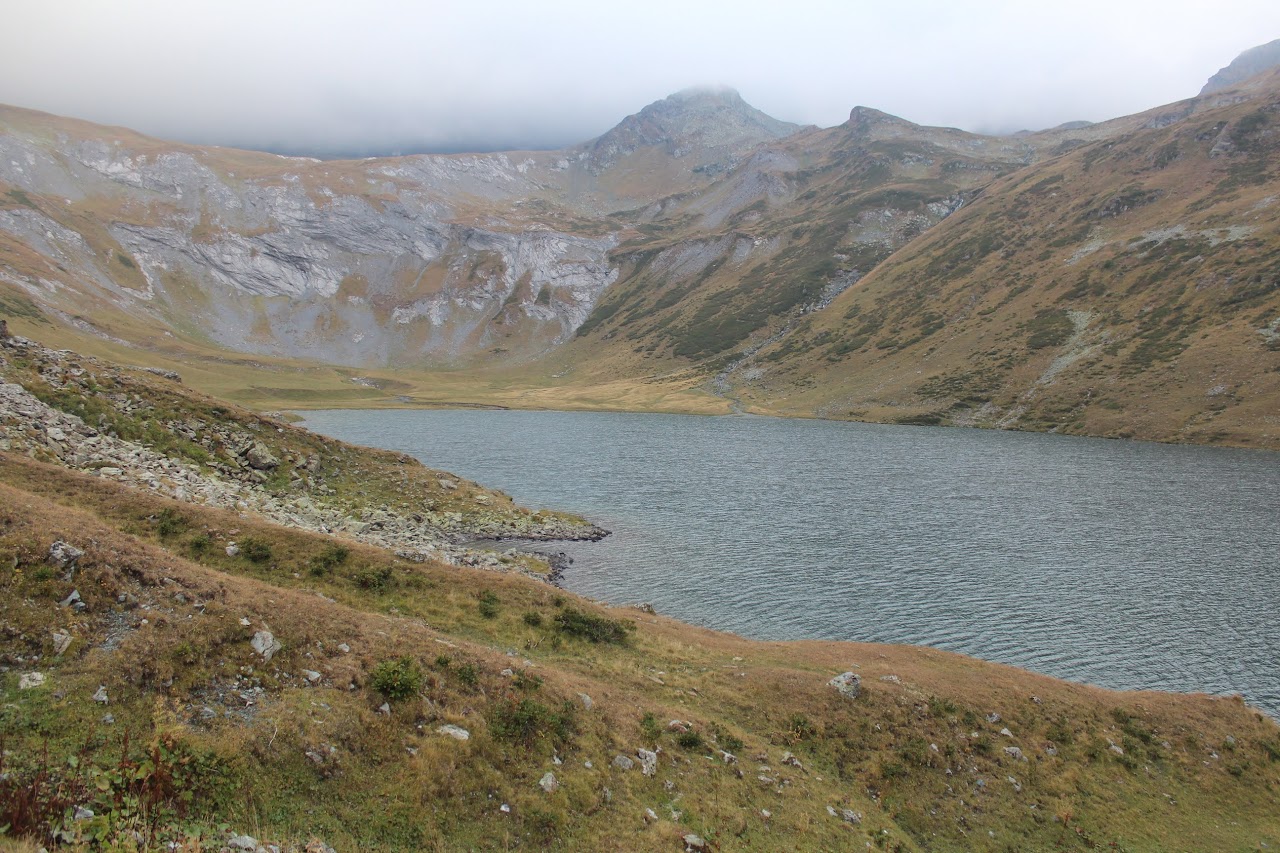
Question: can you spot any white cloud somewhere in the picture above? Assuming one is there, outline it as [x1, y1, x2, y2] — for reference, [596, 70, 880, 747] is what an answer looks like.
[3, 0, 1279, 154]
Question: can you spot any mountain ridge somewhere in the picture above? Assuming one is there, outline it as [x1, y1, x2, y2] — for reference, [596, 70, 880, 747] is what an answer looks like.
[1, 43, 1279, 446]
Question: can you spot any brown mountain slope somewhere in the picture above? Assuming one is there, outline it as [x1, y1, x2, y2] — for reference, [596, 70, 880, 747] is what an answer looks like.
[691, 71, 1280, 448]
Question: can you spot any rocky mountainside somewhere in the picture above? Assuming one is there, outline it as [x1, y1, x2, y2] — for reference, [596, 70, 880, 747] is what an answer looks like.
[1, 43, 1279, 445]
[1201, 38, 1280, 94]
[0, 90, 797, 370]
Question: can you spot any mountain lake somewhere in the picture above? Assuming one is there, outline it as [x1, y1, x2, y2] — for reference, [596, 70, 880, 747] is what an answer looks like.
[298, 409, 1280, 718]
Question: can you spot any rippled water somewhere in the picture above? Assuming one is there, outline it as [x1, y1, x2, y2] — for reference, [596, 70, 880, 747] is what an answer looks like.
[299, 409, 1280, 717]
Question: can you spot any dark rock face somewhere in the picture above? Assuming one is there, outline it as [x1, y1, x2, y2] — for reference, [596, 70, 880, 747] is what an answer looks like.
[1201, 38, 1280, 95]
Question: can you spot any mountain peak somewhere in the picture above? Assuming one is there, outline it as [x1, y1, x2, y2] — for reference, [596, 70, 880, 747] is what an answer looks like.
[1201, 38, 1280, 95]
[583, 86, 800, 171]
[667, 85, 745, 104]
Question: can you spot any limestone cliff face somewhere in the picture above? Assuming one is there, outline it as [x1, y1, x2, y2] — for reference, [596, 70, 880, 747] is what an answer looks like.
[0, 88, 811, 367]
[0, 112, 629, 366]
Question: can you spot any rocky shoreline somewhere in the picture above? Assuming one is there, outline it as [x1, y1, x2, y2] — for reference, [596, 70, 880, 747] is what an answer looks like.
[0, 333, 605, 580]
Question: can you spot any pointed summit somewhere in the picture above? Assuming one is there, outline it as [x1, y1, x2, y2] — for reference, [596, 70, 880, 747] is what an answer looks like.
[583, 86, 801, 172]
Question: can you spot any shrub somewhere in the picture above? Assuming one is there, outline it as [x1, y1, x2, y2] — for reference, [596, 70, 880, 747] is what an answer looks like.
[188, 533, 212, 556]
[478, 590, 500, 619]
[553, 607, 631, 644]
[371, 657, 422, 701]
[640, 712, 662, 742]
[676, 731, 704, 750]
[434, 655, 452, 669]
[880, 760, 907, 780]
[156, 508, 186, 538]
[239, 536, 272, 564]
[489, 698, 573, 745]
[308, 543, 350, 576]
[513, 671, 543, 692]
[522, 611, 543, 628]
[455, 664, 479, 688]
[353, 565, 393, 591]
[711, 724, 744, 754]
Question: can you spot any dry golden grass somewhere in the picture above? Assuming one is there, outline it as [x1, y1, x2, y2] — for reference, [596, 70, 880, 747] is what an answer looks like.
[2, 451, 1278, 851]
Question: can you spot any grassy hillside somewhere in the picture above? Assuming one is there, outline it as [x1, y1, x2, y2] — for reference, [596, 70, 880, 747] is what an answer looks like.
[1, 337, 1279, 851]
[728, 76, 1280, 448]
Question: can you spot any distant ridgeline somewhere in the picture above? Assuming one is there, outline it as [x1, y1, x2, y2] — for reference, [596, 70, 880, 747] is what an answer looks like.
[0, 43, 1279, 447]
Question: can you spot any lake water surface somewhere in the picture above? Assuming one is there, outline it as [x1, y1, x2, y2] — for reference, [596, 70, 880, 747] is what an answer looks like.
[299, 409, 1280, 717]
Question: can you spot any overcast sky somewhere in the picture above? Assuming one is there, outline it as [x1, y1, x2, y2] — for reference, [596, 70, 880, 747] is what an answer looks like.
[3, 0, 1280, 157]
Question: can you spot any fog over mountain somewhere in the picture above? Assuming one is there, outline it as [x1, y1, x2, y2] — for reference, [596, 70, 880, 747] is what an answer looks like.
[4, 0, 1280, 157]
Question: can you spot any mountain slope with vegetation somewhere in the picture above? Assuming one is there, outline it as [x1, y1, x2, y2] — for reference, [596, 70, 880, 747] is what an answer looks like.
[2, 332, 1278, 851]
[717, 69, 1280, 447]
[1, 47, 1279, 451]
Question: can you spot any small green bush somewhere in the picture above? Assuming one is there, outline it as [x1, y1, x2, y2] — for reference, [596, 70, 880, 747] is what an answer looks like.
[676, 730, 704, 750]
[371, 656, 422, 701]
[239, 536, 272, 564]
[711, 724, 744, 754]
[478, 590, 500, 619]
[640, 712, 662, 742]
[156, 508, 186, 538]
[309, 542, 350, 576]
[787, 714, 817, 741]
[522, 611, 543, 628]
[353, 565, 393, 590]
[553, 607, 631, 644]
[188, 533, 212, 556]
[489, 698, 573, 745]
[455, 664, 479, 688]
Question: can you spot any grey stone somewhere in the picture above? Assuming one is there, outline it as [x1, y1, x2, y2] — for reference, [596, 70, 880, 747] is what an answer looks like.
[91, 685, 108, 704]
[51, 630, 72, 655]
[242, 441, 280, 470]
[18, 672, 45, 690]
[1003, 746, 1026, 761]
[828, 671, 861, 699]
[301, 669, 321, 684]
[637, 748, 658, 777]
[683, 834, 710, 852]
[48, 540, 85, 568]
[228, 834, 258, 850]
[437, 724, 470, 741]
[538, 771, 558, 793]
[251, 630, 281, 661]
[611, 754, 635, 770]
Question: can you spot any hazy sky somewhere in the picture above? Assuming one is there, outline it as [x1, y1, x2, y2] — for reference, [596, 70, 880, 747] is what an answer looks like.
[4, 0, 1280, 157]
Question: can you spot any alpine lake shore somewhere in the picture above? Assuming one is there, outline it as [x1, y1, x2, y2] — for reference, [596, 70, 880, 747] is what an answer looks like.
[1, 327, 1279, 851]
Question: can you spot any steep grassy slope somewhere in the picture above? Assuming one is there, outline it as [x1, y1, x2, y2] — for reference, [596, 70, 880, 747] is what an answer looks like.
[725, 72, 1280, 448]
[1, 338, 1279, 851]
